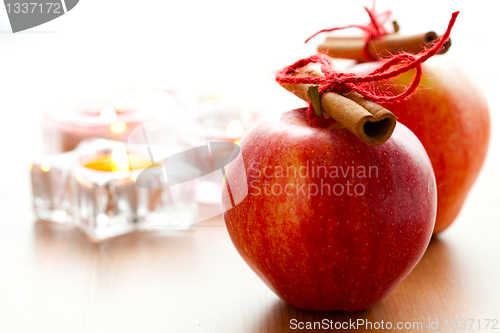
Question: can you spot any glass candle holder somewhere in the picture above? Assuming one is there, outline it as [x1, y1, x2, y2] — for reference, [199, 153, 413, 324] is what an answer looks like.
[31, 139, 199, 241]
[42, 89, 175, 153]
[179, 101, 260, 147]
[177, 99, 260, 209]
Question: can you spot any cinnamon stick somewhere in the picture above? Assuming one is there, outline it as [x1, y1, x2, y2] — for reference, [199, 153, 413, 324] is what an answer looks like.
[280, 62, 396, 146]
[318, 32, 451, 63]
[282, 81, 396, 146]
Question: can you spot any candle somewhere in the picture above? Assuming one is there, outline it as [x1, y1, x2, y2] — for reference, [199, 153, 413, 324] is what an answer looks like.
[178, 104, 260, 147]
[42, 90, 166, 153]
[31, 139, 199, 241]
[83, 142, 156, 172]
[176, 99, 261, 209]
[198, 109, 257, 143]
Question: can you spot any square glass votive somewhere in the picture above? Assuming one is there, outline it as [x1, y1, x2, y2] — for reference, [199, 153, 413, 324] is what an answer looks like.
[177, 99, 261, 206]
[31, 139, 199, 241]
[42, 89, 177, 153]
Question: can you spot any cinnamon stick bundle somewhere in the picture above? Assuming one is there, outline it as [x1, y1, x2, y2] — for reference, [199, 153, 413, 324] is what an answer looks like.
[282, 82, 396, 146]
[318, 32, 451, 62]
[280, 65, 396, 146]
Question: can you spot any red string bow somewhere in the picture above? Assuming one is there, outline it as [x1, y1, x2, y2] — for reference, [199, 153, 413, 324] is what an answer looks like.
[305, 4, 393, 61]
[276, 12, 459, 128]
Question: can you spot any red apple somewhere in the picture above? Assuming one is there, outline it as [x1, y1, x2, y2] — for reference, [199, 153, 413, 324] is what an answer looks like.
[222, 109, 437, 312]
[374, 57, 490, 234]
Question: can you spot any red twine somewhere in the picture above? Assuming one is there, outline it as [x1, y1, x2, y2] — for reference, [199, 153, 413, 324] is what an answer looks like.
[304, 4, 393, 61]
[276, 12, 459, 128]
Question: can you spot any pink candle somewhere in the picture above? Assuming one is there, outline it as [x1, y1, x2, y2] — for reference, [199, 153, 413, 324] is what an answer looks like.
[43, 94, 155, 153]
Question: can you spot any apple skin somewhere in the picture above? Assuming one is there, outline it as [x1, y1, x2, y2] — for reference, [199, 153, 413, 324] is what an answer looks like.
[373, 57, 490, 234]
[222, 109, 437, 312]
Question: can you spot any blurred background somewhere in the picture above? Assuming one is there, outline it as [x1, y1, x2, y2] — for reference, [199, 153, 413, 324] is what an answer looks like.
[1, 0, 498, 158]
[1, 0, 497, 156]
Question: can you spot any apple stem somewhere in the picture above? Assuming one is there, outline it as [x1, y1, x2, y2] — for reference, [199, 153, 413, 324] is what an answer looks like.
[307, 86, 323, 118]
[392, 20, 400, 33]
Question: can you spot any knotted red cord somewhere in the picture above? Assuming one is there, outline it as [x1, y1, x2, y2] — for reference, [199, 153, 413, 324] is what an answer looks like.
[276, 12, 459, 128]
[304, 4, 393, 61]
